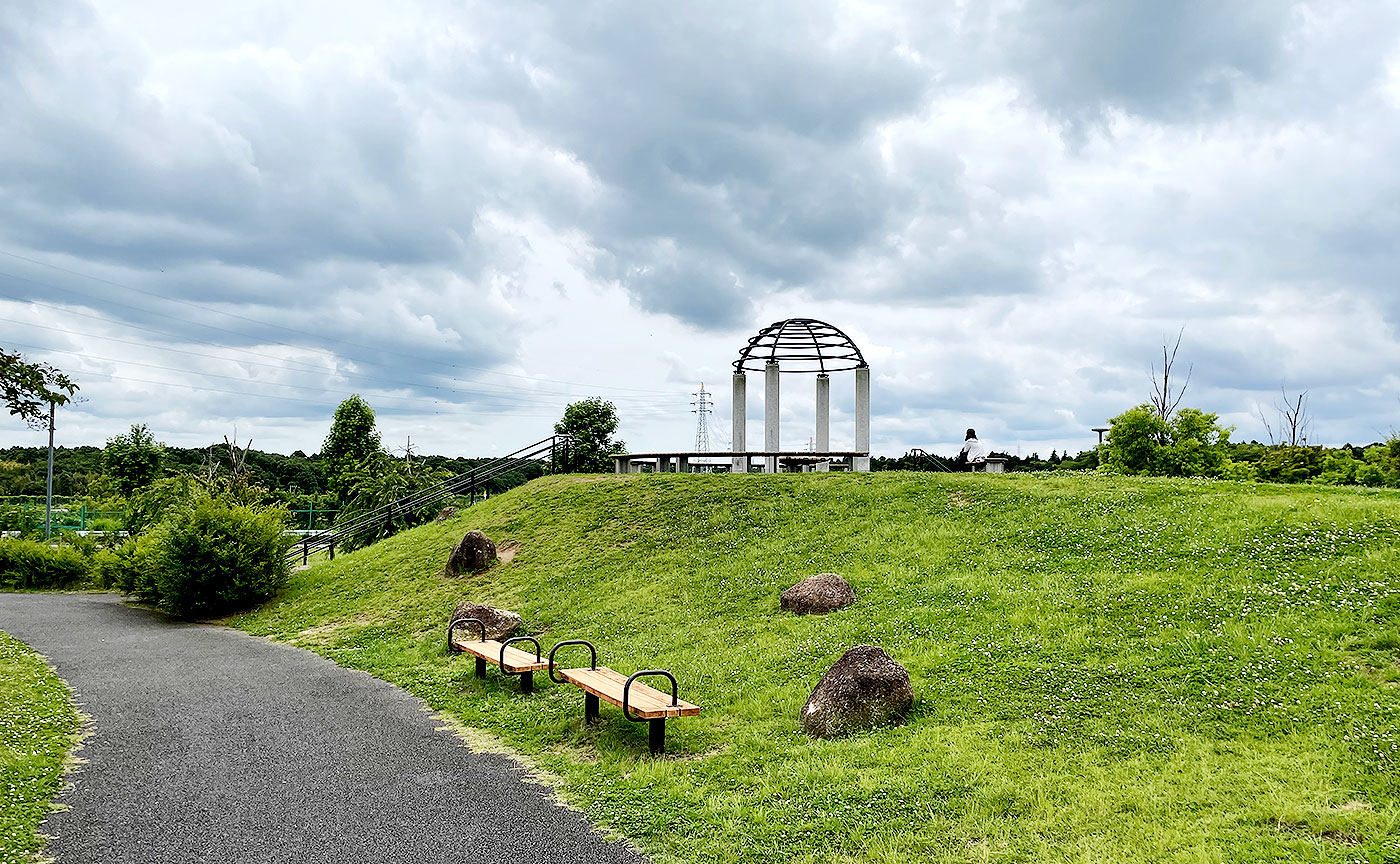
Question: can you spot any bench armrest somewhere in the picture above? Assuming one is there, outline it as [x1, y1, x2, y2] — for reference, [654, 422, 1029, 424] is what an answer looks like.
[501, 636, 542, 670]
[623, 670, 678, 723]
[548, 639, 598, 683]
[447, 617, 486, 650]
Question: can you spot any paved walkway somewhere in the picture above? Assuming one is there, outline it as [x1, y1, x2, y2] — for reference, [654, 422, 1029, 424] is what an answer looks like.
[0, 593, 647, 864]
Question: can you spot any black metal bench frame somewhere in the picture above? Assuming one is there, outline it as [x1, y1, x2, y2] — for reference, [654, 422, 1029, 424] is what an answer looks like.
[448, 617, 545, 694]
[548, 639, 686, 754]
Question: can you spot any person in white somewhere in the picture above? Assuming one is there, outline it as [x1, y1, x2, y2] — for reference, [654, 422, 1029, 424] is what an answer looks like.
[957, 428, 987, 471]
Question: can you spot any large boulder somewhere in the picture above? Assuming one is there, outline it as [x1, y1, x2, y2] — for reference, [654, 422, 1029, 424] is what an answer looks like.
[781, 573, 855, 614]
[448, 601, 521, 642]
[446, 530, 497, 577]
[800, 645, 914, 739]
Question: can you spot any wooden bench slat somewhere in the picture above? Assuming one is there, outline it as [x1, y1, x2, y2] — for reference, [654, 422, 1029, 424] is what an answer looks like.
[559, 667, 702, 719]
[451, 637, 549, 672]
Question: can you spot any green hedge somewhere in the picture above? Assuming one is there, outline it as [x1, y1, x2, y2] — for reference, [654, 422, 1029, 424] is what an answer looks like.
[0, 539, 91, 589]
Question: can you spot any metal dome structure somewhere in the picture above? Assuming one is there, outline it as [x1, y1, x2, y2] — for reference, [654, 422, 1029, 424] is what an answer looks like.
[730, 318, 870, 473]
[732, 318, 868, 374]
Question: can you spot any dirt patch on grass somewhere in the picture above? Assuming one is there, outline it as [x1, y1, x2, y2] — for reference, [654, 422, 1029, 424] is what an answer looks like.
[297, 612, 385, 645]
[497, 541, 520, 564]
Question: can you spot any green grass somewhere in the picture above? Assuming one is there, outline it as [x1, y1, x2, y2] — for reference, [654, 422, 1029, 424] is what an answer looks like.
[0, 632, 81, 864]
[233, 472, 1400, 863]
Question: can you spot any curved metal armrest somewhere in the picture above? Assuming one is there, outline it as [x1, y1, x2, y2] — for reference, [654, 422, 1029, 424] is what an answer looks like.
[447, 617, 486, 651]
[548, 639, 597, 683]
[623, 669, 678, 723]
[500, 636, 542, 671]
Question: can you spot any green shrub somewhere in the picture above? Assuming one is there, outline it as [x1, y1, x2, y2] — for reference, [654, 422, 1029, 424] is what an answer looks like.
[146, 498, 292, 618]
[0, 539, 91, 589]
[94, 532, 164, 599]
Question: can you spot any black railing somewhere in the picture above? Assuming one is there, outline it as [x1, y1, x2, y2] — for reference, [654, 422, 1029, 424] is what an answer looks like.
[288, 435, 570, 565]
[906, 448, 953, 472]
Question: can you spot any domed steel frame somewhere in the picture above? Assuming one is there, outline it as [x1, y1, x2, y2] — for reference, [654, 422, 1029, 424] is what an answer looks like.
[731, 318, 871, 473]
[732, 318, 868, 374]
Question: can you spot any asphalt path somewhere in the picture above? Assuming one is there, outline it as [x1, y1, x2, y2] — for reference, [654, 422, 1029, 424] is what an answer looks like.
[0, 593, 648, 864]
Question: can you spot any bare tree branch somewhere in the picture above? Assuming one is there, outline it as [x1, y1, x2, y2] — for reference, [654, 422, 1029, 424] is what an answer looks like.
[1275, 386, 1311, 447]
[1150, 328, 1192, 425]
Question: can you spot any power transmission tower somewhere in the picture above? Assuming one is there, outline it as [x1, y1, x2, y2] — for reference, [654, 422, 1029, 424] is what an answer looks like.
[691, 382, 713, 452]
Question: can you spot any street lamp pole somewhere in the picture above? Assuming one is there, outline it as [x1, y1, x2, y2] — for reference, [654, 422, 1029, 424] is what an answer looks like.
[45, 400, 55, 540]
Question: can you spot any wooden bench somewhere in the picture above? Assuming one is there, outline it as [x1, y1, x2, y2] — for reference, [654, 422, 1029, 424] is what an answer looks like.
[447, 618, 548, 693]
[547, 640, 701, 754]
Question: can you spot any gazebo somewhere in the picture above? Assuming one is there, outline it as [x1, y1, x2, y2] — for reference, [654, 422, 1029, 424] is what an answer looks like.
[731, 318, 870, 473]
[609, 318, 871, 474]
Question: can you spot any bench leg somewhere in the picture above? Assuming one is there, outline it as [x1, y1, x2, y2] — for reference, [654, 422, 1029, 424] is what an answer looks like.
[475, 657, 487, 678]
[649, 719, 666, 755]
[585, 693, 600, 724]
[520, 671, 533, 694]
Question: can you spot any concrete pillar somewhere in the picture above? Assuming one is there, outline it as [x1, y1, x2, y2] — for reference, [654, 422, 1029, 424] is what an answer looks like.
[815, 373, 830, 473]
[854, 366, 870, 472]
[732, 373, 747, 473]
[678, 455, 690, 473]
[764, 361, 780, 473]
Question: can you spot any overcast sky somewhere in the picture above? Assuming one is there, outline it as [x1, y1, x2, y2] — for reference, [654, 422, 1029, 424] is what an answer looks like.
[3, 0, 1399, 460]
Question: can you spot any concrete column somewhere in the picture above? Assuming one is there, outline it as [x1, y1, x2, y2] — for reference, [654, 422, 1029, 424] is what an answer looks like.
[731, 373, 747, 473]
[678, 455, 690, 473]
[764, 361, 780, 473]
[815, 373, 830, 473]
[854, 366, 870, 472]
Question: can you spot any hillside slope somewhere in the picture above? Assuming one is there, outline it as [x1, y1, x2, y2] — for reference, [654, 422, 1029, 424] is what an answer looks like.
[234, 472, 1400, 864]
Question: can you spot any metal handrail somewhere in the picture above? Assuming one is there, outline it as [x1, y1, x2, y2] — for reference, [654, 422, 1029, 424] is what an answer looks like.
[288, 434, 570, 564]
[906, 448, 954, 472]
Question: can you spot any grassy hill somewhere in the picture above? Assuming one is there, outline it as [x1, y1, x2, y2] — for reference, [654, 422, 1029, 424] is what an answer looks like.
[233, 472, 1400, 863]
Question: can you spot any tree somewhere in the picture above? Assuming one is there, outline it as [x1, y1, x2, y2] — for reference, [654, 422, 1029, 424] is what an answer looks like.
[553, 398, 625, 473]
[321, 395, 382, 501]
[0, 348, 78, 428]
[1257, 386, 1312, 447]
[1102, 403, 1231, 477]
[1149, 329, 1192, 428]
[105, 424, 165, 496]
[2, 349, 80, 539]
[1102, 405, 1169, 474]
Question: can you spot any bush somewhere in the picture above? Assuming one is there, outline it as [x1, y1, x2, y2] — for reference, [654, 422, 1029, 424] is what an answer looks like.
[1102, 404, 1230, 477]
[94, 532, 164, 599]
[0, 538, 91, 589]
[146, 498, 292, 618]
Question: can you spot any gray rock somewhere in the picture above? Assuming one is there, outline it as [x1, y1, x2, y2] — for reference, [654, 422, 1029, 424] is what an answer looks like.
[800, 645, 913, 739]
[780, 573, 855, 614]
[434, 506, 458, 523]
[448, 601, 522, 642]
[446, 530, 497, 577]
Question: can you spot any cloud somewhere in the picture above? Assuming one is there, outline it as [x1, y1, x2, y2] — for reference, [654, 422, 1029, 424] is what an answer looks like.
[3, 0, 1400, 460]
[999, 0, 1293, 124]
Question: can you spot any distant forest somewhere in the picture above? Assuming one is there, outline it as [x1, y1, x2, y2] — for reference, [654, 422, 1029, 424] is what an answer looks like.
[0, 444, 543, 502]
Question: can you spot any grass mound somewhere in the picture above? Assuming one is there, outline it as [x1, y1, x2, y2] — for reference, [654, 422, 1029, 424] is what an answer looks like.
[234, 472, 1400, 863]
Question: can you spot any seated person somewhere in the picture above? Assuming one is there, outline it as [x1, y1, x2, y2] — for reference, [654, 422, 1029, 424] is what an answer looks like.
[954, 428, 987, 471]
